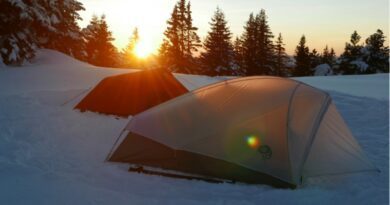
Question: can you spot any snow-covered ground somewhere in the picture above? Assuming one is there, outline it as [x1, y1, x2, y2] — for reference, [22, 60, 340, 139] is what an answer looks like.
[0, 50, 388, 205]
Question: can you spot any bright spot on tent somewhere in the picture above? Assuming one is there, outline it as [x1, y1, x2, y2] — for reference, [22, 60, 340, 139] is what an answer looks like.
[246, 135, 261, 149]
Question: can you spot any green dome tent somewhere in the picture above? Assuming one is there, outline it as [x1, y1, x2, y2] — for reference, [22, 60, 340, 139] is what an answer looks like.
[108, 76, 376, 188]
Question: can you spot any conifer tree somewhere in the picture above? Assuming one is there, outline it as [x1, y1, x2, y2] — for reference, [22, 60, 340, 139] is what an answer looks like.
[159, 0, 200, 73]
[35, 0, 85, 60]
[364, 29, 389, 73]
[0, 1, 36, 65]
[337, 31, 364, 74]
[293, 35, 311, 76]
[240, 9, 275, 76]
[255, 9, 275, 75]
[309, 48, 322, 69]
[322, 45, 336, 65]
[274, 33, 288, 76]
[122, 27, 140, 68]
[0, 0, 85, 65]
[240, 13, 258, 75]
[200, 7, 234, 76]
[233, 37, 245, 75]
[83, 15, 118, 67]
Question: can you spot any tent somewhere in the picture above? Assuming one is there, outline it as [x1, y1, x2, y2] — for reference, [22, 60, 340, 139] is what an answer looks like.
[75, 69, 189, 117]
[108, 76, 376, 188]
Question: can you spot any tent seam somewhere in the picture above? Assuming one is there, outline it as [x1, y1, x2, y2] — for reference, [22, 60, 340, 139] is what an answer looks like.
[286, 82, 302, 184]
[298, 94, 332, 185]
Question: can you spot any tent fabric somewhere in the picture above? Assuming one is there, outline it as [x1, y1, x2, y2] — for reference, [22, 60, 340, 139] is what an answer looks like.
[75, 69, 189, 117]
[109, 76, 376, 187]
[111, 132, 295, 188]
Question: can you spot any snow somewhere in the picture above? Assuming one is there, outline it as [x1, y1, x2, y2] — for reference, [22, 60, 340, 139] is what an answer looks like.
[314, 63, 332, 76]
[294, 74, 389, 100]
[350, 60, 369, 72]
[0, 49, 388, 204]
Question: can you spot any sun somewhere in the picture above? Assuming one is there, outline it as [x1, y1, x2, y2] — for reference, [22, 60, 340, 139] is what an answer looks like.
[134, 40, 154, 59]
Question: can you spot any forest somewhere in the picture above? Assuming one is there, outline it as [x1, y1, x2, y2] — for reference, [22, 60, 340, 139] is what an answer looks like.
[0, 0, 388, 76]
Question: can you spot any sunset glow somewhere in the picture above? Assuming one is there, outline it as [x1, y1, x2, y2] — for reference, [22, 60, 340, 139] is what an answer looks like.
[134, 40, 154, 58]
[79, 0, 388, 55]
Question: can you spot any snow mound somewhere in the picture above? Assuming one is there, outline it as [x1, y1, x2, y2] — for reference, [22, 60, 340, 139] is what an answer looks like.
[30, 49, 91, 67]
[350, 60, 369, 72]
[0, 49, 133, 96]
[314, 63, 332, 76]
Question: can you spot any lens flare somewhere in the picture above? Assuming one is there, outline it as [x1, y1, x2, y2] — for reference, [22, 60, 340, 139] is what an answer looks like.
[246, 135, 261, 149]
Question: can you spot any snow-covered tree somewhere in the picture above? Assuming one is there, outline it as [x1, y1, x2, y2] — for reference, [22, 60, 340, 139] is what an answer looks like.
[34, 0, 85, 60]
[200, 7, 234, 76]
[363, 29, 389, 73]
[0, 1, 37, 65]
[293, 35, 311, 76]
[337, 31, 365, 74]
[82, 15, 118, 67]
[314, 64, 333, 76]
[0, 0, 85, 66]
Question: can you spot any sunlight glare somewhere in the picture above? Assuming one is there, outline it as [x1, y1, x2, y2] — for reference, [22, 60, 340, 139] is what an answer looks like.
[134, 40, 154, 58]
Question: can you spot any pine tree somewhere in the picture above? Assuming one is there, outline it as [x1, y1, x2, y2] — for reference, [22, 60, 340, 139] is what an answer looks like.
[233, 37, 244, 75]
[255, 9, 275, 75]
[364, 29, 389, 73]
[34, 0, 85, 60]
[83, 15, 118, 67]
[337, 31, 365, 74]
[241, 13, 258, 75]
[0, 1, 36, 65]
[240, 9, 275, 76]
[274, 33, 288, 76]
[122, 27, 140, 68]
[200, 7, 234, 76]
[309, 49, 322, 69]
[159, 0, 200, 73]
[321, 45, 336, 66]
[293, 35, 311, 76]
[0, 0, 86, 66]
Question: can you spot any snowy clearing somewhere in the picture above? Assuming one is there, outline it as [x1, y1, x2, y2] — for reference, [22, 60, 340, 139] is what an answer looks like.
[0, 50, 388, 205]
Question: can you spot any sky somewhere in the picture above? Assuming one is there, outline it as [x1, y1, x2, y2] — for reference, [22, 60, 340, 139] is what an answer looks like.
[78, 0, 389, 56]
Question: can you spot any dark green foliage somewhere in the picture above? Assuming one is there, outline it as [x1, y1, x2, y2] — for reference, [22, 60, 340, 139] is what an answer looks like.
[364, 29, 389, 73]
[0, 1, 36, 65]
[159, 0, 201, 73]
[337, 31, 365, 74]
[239, 10, 275, 76]
[0, 0, 85, 66]
[200, 7, 234, 76]
[293, 35, 311, 76]
[321, 45, 336, 66]
[83, 15, 118, 67]
[309, 49, 322, 69]
[274, 33, 289, 76]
